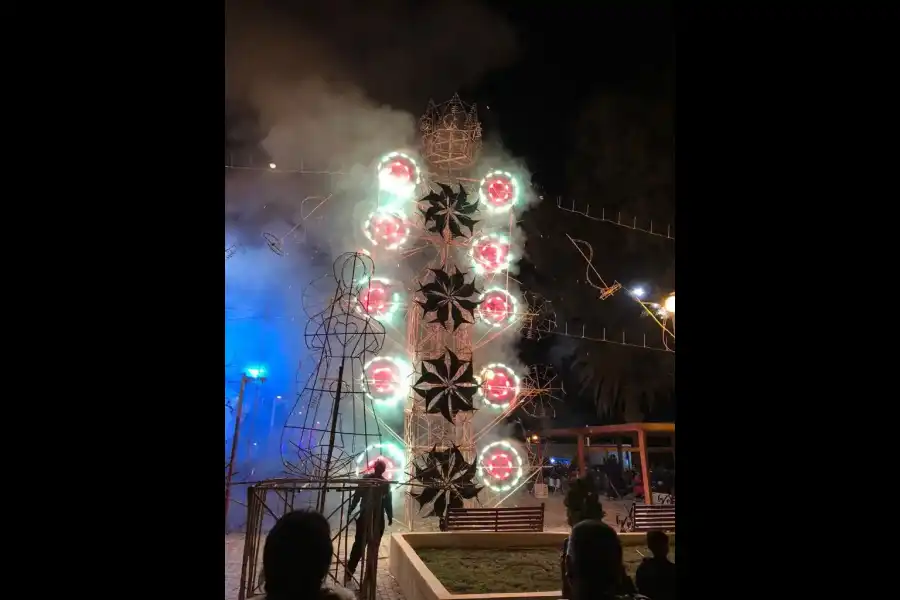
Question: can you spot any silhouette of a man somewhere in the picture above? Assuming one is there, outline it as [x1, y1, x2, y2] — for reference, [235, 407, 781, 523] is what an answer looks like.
[635, 530, 676, 600]
[344, 460, 392, 584]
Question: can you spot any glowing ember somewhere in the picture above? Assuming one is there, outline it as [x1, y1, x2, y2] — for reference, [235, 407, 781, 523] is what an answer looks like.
[479, 170, 519, 212]
[363, 211, 409, 250]
[471, 234, 511, 273]
[478, 363, 520, 410]
[483, 451, 513, 481]
[478, 289, 516, 326]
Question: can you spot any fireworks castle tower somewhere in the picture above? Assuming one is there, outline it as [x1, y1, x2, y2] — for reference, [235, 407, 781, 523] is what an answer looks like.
[353, 94, 562, 529]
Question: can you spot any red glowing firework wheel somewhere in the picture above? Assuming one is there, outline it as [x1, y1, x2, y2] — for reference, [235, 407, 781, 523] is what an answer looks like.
[483, 451, 513, 481]
[478, 440, 524, 491]
[364, 211, 409, 250]
[477, 288, 516, 326]
[471, 234, 511, 274]
[377, 152, 419, 195]
[362, 356, 410, 406]
[362, 456, 397, 477]
[358, 279, 390, 317]
[387, 160, 413, 183]
[364, 359, 400, 401]
[355, 442, 407, 486]
[479, 171, 518, 211]
[478, 364, 519, 409]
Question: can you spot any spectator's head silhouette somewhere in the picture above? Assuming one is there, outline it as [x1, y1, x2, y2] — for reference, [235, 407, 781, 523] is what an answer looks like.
[565, 520, 625, 598]
[647, 530, 669, 559]
[372, 459, 387, 477]
[264, 510, 332, 599]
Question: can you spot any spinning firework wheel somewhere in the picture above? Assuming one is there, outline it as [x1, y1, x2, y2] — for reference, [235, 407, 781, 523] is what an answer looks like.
[519, 364, 565, 419]
[519, 292, 557, 340]
[476, 363, 520, 411]
[354, 441, 408, 491]
[478, 440, 525, 494]
[279, 253, 387, 509]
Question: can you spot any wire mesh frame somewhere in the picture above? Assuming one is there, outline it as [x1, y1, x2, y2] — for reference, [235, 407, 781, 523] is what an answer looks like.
[239, 477, 387, 600]
[420, 93, 482, 172]
[281, 253, 387, 495]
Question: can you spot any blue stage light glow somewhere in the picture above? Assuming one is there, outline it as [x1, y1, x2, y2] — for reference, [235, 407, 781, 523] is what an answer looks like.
[245, 365, 267, 379]
[225, 244, 312, 478]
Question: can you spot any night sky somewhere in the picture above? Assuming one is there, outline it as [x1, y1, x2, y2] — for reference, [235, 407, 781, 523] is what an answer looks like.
[226, 1, 674, 192]
[468, 2, 674, 192]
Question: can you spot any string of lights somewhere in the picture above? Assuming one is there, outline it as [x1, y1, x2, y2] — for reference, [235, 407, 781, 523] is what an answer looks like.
[551, 321, 674, 353]
[225, 163, 348, 175]
[224, 162, 675, 243]
[556, 197, 675, 241]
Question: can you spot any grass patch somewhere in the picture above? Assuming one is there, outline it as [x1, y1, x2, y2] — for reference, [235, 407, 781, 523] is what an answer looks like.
[415, 547, 559, 594]
[415, 541, 676, 594]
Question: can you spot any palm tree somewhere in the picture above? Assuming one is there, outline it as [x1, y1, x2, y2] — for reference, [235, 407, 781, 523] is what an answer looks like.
[571, 345, 673, 422]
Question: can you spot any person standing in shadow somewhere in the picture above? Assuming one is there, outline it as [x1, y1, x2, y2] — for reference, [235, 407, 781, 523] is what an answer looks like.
[635, 531, 676, 600]
[564, 520, 647, 600]
[344, 459, 392, 585]
[263, 509, 354, 600]
[560, 479, 637, 599]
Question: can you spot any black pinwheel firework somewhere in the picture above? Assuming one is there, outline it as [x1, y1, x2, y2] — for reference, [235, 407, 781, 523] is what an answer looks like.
[420, 183, 479, 239]
[409, 444, 482, 521]
[413, 348, 479, 423]
[417, 267, 480, 331]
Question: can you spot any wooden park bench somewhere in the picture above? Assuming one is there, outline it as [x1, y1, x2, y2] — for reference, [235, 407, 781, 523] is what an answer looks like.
[617, 502, 676, 533]
[445, 504, 545, 532]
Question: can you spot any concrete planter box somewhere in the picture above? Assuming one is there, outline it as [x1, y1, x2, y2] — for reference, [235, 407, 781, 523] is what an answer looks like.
[389, 531, 659, 600]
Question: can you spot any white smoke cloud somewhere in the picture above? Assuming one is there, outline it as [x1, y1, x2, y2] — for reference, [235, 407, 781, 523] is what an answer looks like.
[225, 0, 546, 495]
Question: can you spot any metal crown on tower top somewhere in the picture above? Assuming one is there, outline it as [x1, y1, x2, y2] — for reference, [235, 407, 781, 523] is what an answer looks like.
[420, 93, 483, 172]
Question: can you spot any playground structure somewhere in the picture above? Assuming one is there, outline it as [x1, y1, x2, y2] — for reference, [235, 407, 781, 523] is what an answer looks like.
[536, 422, 675, 504]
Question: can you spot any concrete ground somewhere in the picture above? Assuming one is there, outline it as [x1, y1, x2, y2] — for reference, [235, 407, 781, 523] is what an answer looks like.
[225, 492, 634, 600]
